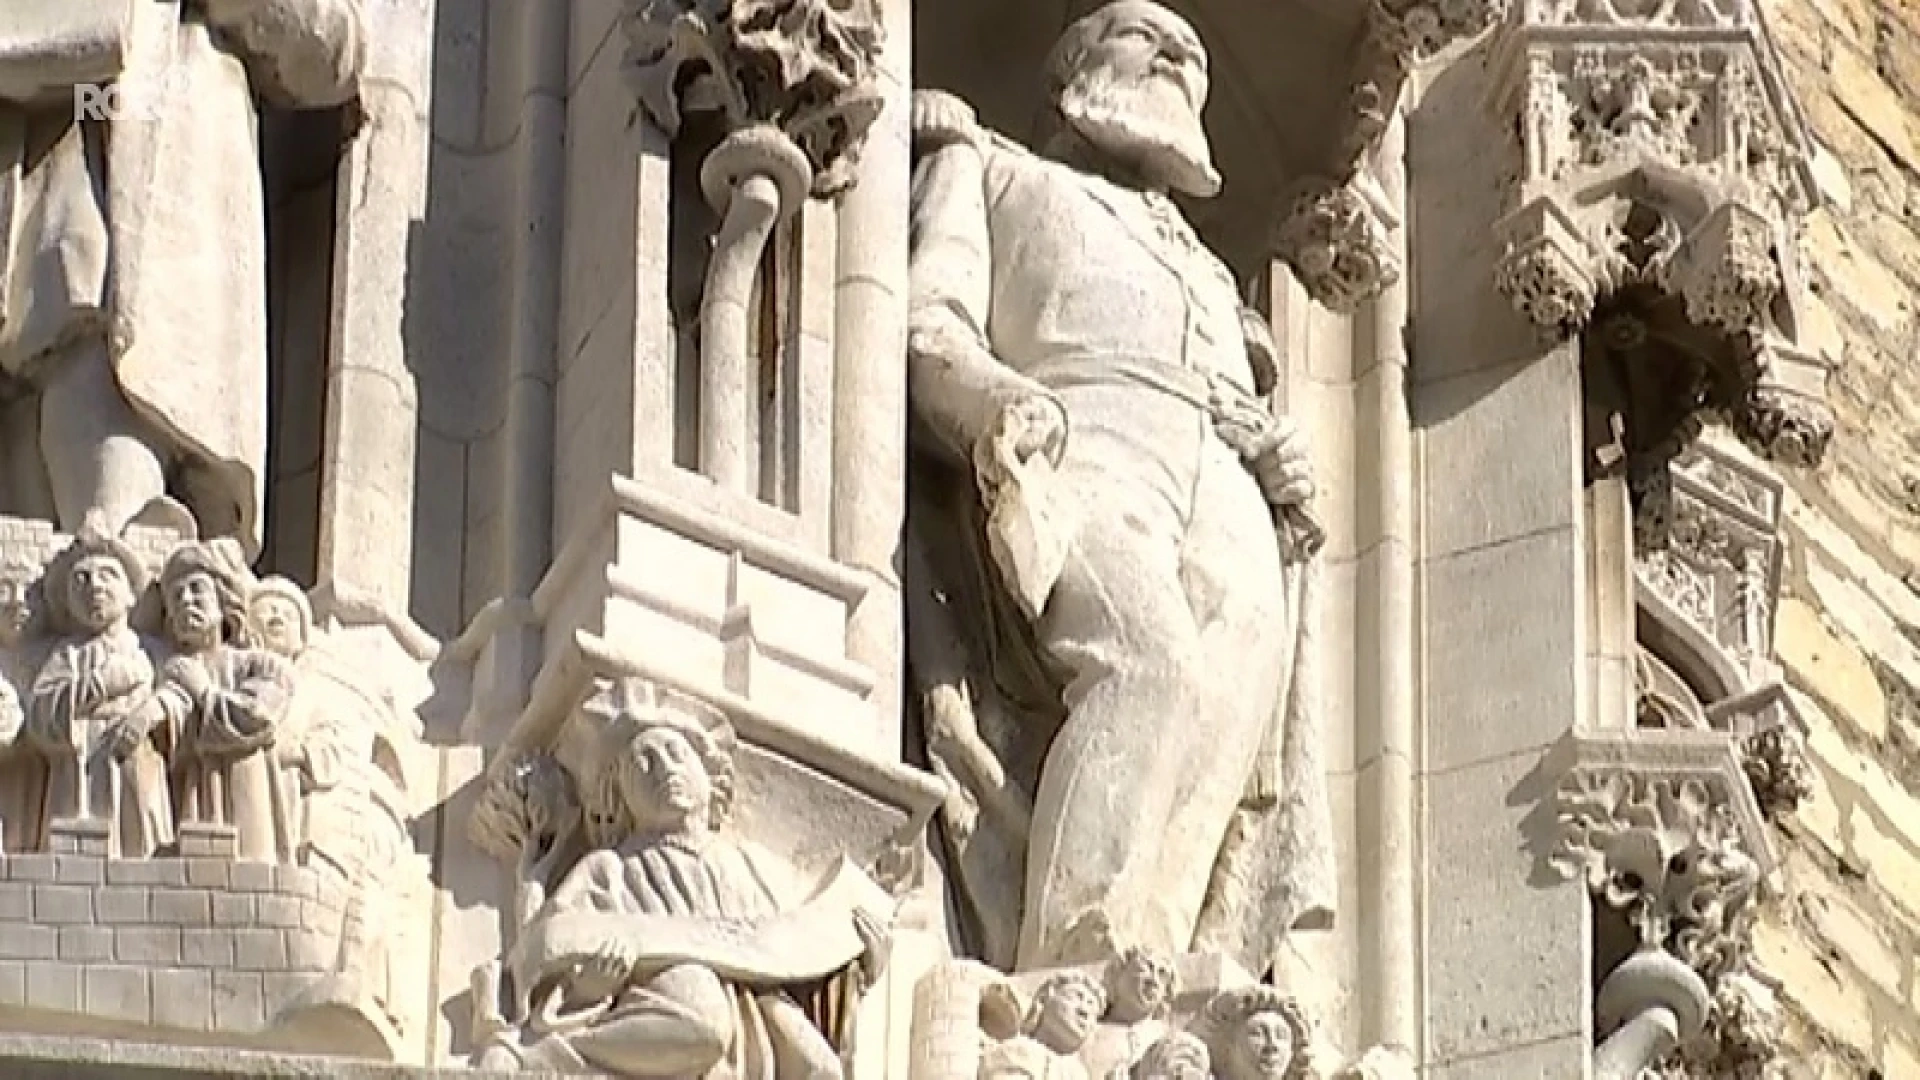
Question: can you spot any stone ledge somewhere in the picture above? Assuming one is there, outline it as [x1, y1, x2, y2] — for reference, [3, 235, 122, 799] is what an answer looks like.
[0, 1033, 509, 1078]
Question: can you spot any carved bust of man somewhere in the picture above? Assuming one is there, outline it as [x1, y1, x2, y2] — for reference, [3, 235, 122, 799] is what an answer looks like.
[979, 970, 1105, 1080]
[907, 0, 1332, 974]
[1083, 947, 1177, 1076]
[1204, 988, 1312, 1080]
[153, 540, 295, 862]
[477, 679, 887, 1079]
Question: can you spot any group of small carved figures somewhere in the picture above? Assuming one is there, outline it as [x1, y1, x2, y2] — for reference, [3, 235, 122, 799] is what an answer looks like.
[0, 512, 399, 870]
[977, 949, 1311, 1080]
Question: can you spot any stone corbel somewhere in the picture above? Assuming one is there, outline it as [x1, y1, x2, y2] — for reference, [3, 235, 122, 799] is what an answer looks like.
[1656, 203, 1784, 340]
[1547, 730, 1783, 1078]
[1494, 195, 1599, 333]
[1271, 168, 1403, 314]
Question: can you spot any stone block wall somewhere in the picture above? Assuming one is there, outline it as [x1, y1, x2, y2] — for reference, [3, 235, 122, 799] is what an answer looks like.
[1753, 0, 1920, 1073]
[0, 856, 347, 1037]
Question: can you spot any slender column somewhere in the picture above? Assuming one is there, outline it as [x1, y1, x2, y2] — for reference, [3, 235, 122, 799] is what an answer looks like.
[831, 0, 911, 753]
[1361, 102, 1419, 1057]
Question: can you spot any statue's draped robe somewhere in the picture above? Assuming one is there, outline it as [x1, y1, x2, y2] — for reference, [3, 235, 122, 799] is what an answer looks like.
[0, 0, 364, 549]
[157, 644, 294, 862]
[905, 124, 1334, 973]
[522, 839, 836, 1079]
[25, 626, 169, 855]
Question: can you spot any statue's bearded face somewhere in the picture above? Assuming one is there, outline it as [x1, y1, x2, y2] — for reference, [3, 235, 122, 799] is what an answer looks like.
[1227, 1011, 1295, 1079]
[250, 594, 305, 658]
[1052, 1, 1221, 198]
[165, 571, 223, 645]
[68, 555, 133, 633]
[621, 727, 714, 833]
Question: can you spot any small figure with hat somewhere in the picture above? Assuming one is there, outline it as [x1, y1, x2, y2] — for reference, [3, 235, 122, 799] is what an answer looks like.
[24, 511, 171, 856]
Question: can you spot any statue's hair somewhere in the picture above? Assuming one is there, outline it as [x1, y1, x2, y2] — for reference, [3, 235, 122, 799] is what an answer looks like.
[1132, 1030, 1211, 1077]
[1203, 987, 1313, 1080]
[1024, 968, 1108, 1033]
[42, 511, 148, 633]
[1104, 945, 1177, 1006]
[249, 574, 314, 648]
[1044, 1, 1192, 99]
[589, 678, 738, 831]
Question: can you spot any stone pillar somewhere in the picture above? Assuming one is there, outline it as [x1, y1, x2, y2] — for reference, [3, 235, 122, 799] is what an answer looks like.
[314, 0, 432, 614]
[832, 0, 912, 757]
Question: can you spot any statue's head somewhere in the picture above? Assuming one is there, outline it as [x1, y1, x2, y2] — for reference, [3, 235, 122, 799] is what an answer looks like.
[1105, 945, 1176, 1022]
[1045, 0, 1221, 198]
[592, 678, 737, 838]
[0, 563, 39, 646]
[249, 575, 313, 659]
[159, 539, 253, 650]
[1132, 1031, 1212, 1080]
[1026, 969, 1107, 1052]
[46, 513, 146, 636]
[1205, 987, 1310, 1080]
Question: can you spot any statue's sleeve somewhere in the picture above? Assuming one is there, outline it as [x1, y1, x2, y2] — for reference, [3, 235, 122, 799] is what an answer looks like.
[198, 0, 365, 107]
[27, 648, 82, 745]
[907, 141, 1053, 464]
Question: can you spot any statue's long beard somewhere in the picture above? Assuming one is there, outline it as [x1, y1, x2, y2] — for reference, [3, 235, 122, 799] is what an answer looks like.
[1056, 73, 1222, 198]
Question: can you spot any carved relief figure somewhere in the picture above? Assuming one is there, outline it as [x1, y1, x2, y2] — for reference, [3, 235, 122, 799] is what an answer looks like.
[152, 541, 295, 861]
[253, 575, 418, 1021]
[1083, 947, 1177, 1077]
[1203, 988, 1312, 1080]
[0, 557, 41, 851]
[979, 971, 1105, 1080]
[474, 680, 891, 1078]
[24, 515, 170, 856]
[907, 0, 1332, 973]
[0, 0, 364, 550]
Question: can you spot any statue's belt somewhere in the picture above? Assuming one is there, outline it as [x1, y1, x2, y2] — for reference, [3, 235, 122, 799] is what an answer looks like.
[1026, 354, 1255, 416]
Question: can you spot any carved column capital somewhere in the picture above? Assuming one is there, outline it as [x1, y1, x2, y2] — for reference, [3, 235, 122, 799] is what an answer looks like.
[623, 0, 885, 197]
[1272, 172, 1404, 313]
[1548, 733, 1776, 983]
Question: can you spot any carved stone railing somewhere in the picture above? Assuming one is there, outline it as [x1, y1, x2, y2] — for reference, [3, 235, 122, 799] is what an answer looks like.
[1486, 0, 1836, 473]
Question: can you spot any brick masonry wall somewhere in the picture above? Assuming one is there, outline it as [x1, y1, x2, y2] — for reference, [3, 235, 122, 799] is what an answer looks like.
[1752, 1, 1920, 1074]
[0, 855, 347, 1036]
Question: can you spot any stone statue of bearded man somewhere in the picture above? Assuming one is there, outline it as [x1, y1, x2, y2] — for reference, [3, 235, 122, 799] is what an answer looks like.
[906, 0, 1334, 975]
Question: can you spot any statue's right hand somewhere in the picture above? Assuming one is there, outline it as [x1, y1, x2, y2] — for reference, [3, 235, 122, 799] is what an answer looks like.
[990, 394, 1068, 469]
[578, 938, 638, 990]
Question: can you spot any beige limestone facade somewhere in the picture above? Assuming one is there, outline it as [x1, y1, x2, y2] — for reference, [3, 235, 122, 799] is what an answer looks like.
[0, 0, 1912, 1077]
